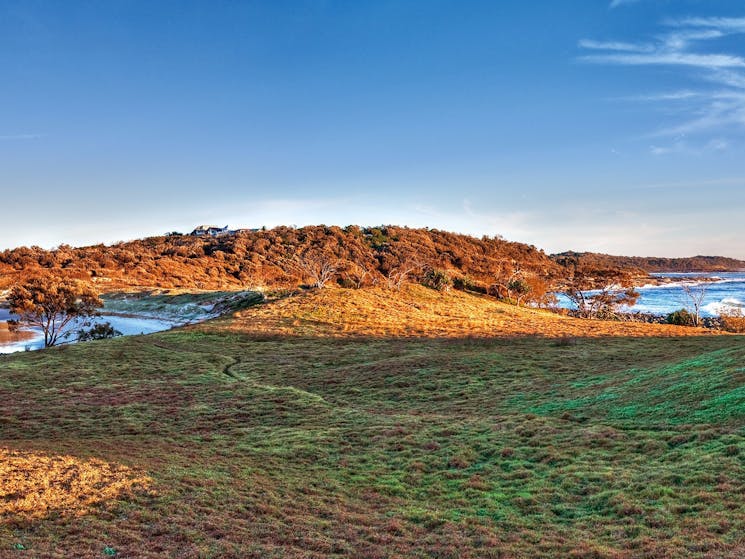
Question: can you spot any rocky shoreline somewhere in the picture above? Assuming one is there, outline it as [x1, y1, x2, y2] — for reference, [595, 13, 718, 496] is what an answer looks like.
[563, 309, 723, 329]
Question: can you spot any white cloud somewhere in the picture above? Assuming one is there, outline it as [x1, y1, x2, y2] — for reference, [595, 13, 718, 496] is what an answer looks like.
[650, 144, 677, 156]
[707, 69, 745, 89]
[707, 138, 730, 151]
[634, 176, 745, 190]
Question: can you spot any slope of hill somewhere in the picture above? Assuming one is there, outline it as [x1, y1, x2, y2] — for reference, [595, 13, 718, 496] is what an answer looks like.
[0, 226, 560, 292]
[218, 284, 718, 338]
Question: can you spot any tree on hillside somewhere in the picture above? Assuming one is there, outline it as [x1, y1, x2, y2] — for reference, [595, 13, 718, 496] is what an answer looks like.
[281, 249, 339, 288]
[563, 267, 639, 318]
[679, 282, 708, 327]
[7, 275, 102, 347]
[385, 258, 422, 290]
[489, 260, 552, 307]
[490, 260, 524, 302]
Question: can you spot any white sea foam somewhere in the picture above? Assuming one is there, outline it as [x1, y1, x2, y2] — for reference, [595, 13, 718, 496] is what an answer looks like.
[702, 298, 744, 316]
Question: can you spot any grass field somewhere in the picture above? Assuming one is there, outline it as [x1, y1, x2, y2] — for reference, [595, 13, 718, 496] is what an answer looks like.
[1, 287, 744, 558]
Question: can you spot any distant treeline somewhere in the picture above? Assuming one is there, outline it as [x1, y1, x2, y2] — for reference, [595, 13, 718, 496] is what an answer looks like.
[552, 252, 745, 274]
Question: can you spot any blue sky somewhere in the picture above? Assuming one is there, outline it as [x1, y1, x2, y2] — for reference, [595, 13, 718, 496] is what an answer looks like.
[1, 0, 744, 257]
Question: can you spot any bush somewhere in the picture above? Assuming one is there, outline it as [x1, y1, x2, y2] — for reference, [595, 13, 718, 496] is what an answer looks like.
[77, 322, 123, 341]
[720, 308, 745, 333]
[421, 268, 452, 292]
[666, 308, 695, 327]
[452, 275, 486, 294]
[336, 277, 357, 289]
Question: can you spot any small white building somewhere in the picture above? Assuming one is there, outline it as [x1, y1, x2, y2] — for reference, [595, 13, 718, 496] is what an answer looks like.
[191, 225, 230, 237]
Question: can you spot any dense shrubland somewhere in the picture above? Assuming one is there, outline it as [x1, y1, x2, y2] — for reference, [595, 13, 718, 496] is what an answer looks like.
[0, 226, 562, 304]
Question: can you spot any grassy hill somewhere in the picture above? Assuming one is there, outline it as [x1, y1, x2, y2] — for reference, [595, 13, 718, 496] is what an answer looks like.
[218, 284, 718, 338]
[1, 287, 744, 558]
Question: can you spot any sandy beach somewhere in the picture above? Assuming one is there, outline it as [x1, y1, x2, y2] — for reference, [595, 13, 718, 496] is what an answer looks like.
[0, 320, 34, 344]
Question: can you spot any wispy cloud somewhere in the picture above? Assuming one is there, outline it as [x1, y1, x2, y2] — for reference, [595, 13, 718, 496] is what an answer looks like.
[668, 17, 745, 33]
[633, 176, 745, 190]
[581, 52, 745, 68]
[649, 138, 729, 156]
[609, 0, 642, 9]
[580, 18, 745, 70]
[620, 90, 701, 102]
[0, 133, 45, 141]
[578, 39, 654, 53]
[579, 14, 745, 145]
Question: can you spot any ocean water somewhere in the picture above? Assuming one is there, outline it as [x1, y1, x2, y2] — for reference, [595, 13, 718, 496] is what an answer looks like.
[631, 272, 745, 317]
[558, 271, 745, 317]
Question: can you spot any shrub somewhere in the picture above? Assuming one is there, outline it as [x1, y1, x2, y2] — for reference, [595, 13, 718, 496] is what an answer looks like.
[666, 308, 695, 327]
[452, 275, 486, 294]
[336, 277, 357, 289]
[720, 308, 745, 333]
[421, 268, 452, 292]
[77, 322, 123, 341]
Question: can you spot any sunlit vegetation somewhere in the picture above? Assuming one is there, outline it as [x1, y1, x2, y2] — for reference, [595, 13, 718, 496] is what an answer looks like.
[720, 308, 745, 333]
[0, 226, 561, 295]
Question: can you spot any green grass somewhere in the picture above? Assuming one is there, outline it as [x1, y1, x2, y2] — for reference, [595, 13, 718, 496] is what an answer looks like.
[1, 328, 744, 558]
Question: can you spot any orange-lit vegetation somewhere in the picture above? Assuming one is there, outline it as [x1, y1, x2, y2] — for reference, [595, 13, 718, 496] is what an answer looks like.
[0, 226, 562, 294]
[7, 275, 102, 347]
[720, 308, 745, 333]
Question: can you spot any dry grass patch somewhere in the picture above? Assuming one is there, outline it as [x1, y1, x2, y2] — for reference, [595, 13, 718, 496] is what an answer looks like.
[219, 284, 720, 339]
[0, 448, 152, 521]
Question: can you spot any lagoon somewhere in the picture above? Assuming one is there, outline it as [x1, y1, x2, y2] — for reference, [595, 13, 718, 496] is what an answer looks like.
[0, 307, 189, 354]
